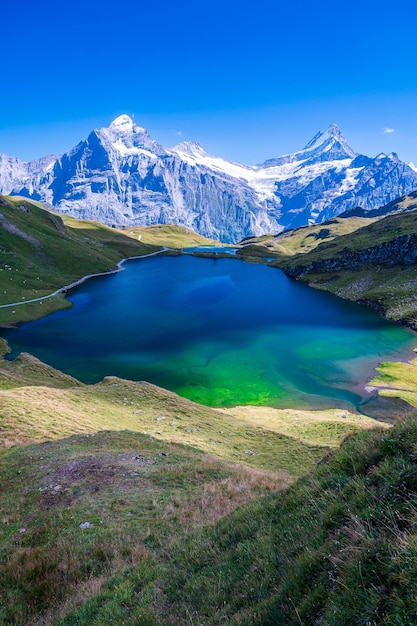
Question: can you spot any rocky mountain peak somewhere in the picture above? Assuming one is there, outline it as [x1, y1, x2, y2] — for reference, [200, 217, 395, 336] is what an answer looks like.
[304, 123, 343, 149]
[172, 141, 208, 158]
[1, 118, 417, 241]
[101, 115, 162, 154]
[302, 123, 356, 160]
[106, 114, 147, 138]
[109, 114, 141, 132]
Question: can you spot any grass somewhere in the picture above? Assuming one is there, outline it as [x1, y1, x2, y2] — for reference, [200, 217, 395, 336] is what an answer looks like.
[0, 345, 382, 624]
[0, 430, 284, 625]
[0, 195, 161, 325]
[3, 405, 417, 624]
[0, 365, 379, 477]
[0, 342, 412, 625]
[238, 215, 375, 259]
[144, 413, 417, 625]
[368, 353, 417, 408]
[121, 223, 219, 248]
[277, 209, 417, 267]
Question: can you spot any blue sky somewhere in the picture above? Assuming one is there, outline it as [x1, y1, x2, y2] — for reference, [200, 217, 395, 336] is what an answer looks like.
[2, 0, 417, 164]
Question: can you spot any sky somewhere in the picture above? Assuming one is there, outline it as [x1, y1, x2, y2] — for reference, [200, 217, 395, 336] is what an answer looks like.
[2, 0, 417, 165]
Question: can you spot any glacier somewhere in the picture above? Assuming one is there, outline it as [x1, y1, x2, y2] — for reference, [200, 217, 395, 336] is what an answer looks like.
[1, 116, 417, 242]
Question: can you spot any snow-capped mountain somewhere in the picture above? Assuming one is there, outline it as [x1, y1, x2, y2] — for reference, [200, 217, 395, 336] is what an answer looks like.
[1, 116, 417, 242]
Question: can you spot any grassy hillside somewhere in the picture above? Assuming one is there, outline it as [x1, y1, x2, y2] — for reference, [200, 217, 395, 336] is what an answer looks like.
[272, 208, 417, 328]
[1, 362, 417, 623]
[131, 412, 417, 625]
[122, 223, 219, 248]
[368, 353, 417, 408]
[0, 337, 392, 623]
[236, 200, 417, 330]
[0, 343, 383, 475]
[238, 215, 375, 259]
[0, 195, 161, 325]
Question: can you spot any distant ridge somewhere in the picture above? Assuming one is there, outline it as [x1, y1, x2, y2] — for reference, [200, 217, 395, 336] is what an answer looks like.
[1, 117, 417, 242]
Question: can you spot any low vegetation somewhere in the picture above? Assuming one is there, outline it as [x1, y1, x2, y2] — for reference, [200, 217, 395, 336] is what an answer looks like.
[0, 332, 393, 623]
[2, 379, 417, 623]
[369, 352, 417, 408]
[238, 215, 375, 259]
[0, 345, 382, 476]
[122, 223, 219, 248]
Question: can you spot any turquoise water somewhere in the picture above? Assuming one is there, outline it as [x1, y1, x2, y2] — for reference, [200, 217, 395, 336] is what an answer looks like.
[2, 256, 416, 412]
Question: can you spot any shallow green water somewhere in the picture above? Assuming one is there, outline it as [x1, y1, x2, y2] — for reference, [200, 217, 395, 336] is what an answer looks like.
[2, 256, 416, 411]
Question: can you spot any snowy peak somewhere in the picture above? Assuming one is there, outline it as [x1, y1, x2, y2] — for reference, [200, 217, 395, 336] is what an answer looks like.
[1, 117, 417, 242]
[171, 141, 208, 158]
[304, 123, 344, 150]
[301, 123, 356, 161]
[100, 115, 163, 156]
[109, 114, 136, 131]
[105, 115, 150, 142]
[260, 123, 357, 169]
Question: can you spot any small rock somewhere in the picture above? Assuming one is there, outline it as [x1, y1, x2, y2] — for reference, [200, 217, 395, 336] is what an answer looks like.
[79, 522, 94, 529]
[18, 528, 26, 534]
[134, 410, 142, 414]
[244, 449, 256, 455]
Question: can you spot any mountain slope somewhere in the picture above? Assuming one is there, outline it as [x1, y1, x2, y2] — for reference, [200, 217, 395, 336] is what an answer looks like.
[238, 214, 377, 258]
[271, 205, 417, 329]
[3, 115, 278, 243]
[0, 195, 161, 324]
[2, 117, 417, 241]
[1, 361, 415, 624]
[0, 341, 393, 625]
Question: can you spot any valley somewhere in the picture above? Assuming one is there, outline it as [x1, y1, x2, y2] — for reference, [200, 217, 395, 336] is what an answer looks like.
[2, 192, 417, 623]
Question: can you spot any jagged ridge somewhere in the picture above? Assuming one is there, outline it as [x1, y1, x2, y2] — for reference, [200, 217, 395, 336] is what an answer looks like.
[1, 117, 417, 241]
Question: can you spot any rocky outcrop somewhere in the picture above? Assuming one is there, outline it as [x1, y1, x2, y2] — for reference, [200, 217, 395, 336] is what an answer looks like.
[286, 233, 417, 278]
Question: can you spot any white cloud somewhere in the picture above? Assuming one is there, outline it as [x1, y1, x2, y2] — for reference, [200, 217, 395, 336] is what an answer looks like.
[176, 131, 183, 136]
[383, 127, 395, 134]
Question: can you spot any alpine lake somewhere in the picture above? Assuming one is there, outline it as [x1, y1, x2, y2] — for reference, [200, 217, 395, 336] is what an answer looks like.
[3, 253, 416, 416]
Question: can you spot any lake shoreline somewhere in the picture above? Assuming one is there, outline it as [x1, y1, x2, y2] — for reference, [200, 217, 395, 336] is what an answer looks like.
[0, 246, 170, 314]
[1, 250, 417, 420]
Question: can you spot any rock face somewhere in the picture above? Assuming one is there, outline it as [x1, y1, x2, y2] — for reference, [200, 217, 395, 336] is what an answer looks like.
[1, 116, 417, 242]
[286, 233, 417, 278]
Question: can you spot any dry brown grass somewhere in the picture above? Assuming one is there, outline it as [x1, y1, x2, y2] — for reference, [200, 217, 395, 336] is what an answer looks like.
[161, 457, 290, 529]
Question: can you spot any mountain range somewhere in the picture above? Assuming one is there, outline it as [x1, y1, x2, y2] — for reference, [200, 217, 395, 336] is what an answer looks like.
[1, 115, 417, 242]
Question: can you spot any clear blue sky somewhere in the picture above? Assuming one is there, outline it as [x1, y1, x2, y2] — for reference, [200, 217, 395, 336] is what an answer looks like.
[2, 0, 417, 164]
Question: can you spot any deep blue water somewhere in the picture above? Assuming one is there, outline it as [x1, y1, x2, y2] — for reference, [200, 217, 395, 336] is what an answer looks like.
[2, 255, 416, 411]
